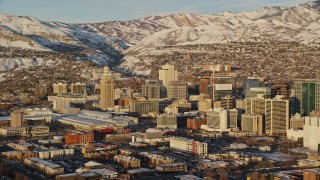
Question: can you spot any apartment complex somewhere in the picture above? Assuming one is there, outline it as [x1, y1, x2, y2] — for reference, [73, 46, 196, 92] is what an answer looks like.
[169, 137, 208, 156]
[114, 155, 141, 169]
[139, 152, 175, 166]
[24, 157, 64, 176]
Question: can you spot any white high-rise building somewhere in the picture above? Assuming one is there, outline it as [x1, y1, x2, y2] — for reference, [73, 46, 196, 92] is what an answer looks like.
[303, 116, 320, 151]
[206, 108, 238, 130]
[159, 64, 178, 88]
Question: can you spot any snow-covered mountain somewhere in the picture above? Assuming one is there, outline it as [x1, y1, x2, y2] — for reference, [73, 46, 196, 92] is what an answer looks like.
[81, 1, 320, 47]
[1, 1, 320, 74]
[0, 14, 128, 67]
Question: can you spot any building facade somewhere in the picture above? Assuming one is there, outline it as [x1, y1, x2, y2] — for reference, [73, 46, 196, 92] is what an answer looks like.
[265, 96, 289, 135]
[241, 114, 263, 135]
[100, 66, 115, 110]
[206, 109, 238, 130]
[129, 100, 159, 116]
[158, 64, 178, 88]
[169, 137, 208, 156]
[294, 79, 320, 116]
[142, 79, 161, 100]
[70, 83, 86, 94]
[53, 83, 68, 95]
[65, 133, 94, 145]
[10, 110, 24, 128]
[167, 81, 188, 100]
[157, 114, 177, 129]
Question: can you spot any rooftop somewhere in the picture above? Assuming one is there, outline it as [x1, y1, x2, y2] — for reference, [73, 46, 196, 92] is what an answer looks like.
[29, 157, 62, 168]
[127, 168, 154, 174]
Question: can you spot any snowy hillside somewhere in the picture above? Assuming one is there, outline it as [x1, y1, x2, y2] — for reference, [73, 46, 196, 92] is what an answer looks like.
[0, 14, 128, 66]
[1, 1, 320, 76]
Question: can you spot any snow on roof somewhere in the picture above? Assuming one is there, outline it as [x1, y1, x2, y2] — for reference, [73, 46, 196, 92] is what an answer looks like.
[127, 168, 154, 174]
[91, 169, 118, 176]
[84, 161, 104, 167]
[29, 157, 62, 168]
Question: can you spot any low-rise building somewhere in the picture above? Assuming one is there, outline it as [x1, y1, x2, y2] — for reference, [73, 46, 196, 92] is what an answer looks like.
[28, 126, 49, 134]
[187, 118, 207, 130]
[169, 137, 208, 156]
[298, 160, 320, 167]
[290, 113, 304, 129]
[114, 155, 141, 169]
[230, 143, 247, 150]
[304, 169, 320, 180]
[139, 152, 174, 166]
[228, 131, 248, 138]
[157, 114, 177, 129]
[0, 127, 26, 136]
[65, 132, 94, 145]
[24, 157, 64, 176]
[56, 172, 102, 180]
[156, 163, 187, 172]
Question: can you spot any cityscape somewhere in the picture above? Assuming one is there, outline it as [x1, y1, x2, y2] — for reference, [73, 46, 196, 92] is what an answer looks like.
[1, 0, 320, 180]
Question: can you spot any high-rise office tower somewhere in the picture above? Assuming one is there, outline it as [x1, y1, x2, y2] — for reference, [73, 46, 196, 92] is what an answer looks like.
[142, 79, 161, 100]
[206, 108, 238, 130]
[211, 73, 236, 101]
[294, 79, 320, 116]
[272, 82, 290, 99]
[245, 94, 266, 115]
[10, 110, 24, 128]
[214, 96, 235, 110]
[265, 95, 289, 135]
[158, 64, 178, 88]
[241, 114, 263, 136]
[167, 81, 188, 100]
[243, 77, 260, 93]
[100, 66, 115, 110]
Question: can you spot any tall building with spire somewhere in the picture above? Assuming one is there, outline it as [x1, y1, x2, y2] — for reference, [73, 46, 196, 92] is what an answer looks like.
[100, 66, 115, 110]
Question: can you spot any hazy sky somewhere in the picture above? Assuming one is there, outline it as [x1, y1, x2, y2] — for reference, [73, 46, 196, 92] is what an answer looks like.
[0, 0, 310, 23]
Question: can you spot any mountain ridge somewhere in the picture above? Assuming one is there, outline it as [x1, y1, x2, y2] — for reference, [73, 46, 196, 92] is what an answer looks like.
[0, 1, 320, 74]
